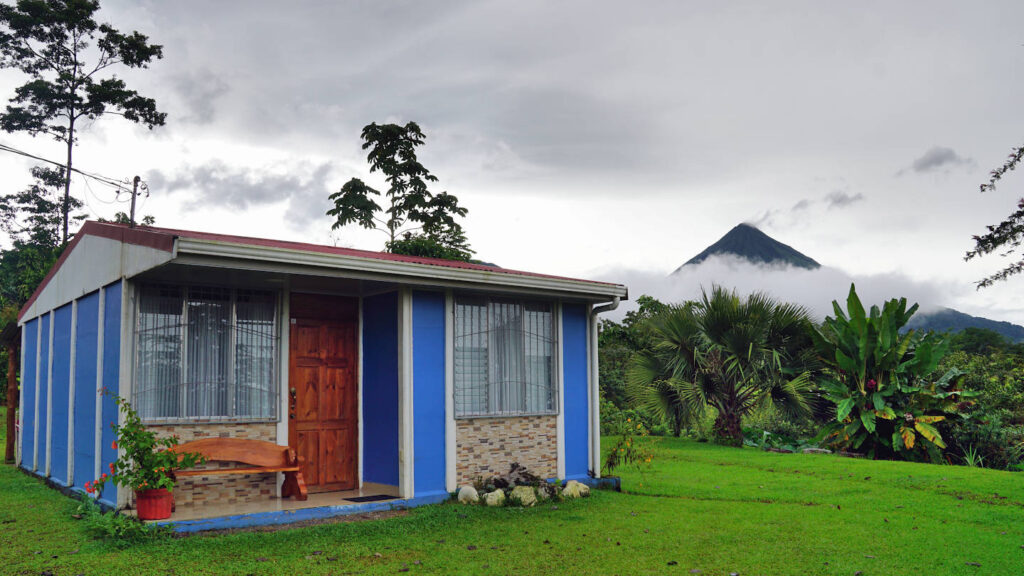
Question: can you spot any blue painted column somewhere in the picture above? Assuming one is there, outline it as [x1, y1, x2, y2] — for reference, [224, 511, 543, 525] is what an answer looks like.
[73, 292, 100, 491]
[37, 313, 50, 476]
[98, 281, 121, 507]
[19, 318, 38, 472]
[562, 303, 590, 481]
[49, 305, 73, 485]
[412, 291, 446, 498]
[361, 292, 399, 487]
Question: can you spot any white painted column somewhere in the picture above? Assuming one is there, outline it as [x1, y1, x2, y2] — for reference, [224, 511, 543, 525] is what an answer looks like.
[16, 324, 26, 467]
[276, 285, 290, 497]
[555, 302, 566, 480]
[116, 281, 133, 509]
[444, 290, 456, 492]
[357, 295, 364, 489]
[94, 287, 105, 485]
[32, 314, 41, 472]
[589, 306, 601, 479]
[44, 310, 54, 477]
[67, 299, 78, 485]
[397, 288, 414, 498]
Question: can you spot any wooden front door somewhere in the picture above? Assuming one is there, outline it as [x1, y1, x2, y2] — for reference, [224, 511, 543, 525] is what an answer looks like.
[288, 294, 358, 493]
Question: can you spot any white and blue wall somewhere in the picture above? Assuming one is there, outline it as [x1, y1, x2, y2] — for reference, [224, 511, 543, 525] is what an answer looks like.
[19, 281, 124, 507]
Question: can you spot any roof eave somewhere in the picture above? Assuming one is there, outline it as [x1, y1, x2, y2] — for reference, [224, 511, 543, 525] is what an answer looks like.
[174, 237, 628, 301]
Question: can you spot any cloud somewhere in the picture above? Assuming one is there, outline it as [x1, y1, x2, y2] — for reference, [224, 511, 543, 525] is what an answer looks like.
[824, 191, 865, 209]
[147, 161, 336, 229]
[908, 146, 972, 173]
[791, 198, 811, 211]
[594, 255, 947, 323]
[168, 69, 230, 125]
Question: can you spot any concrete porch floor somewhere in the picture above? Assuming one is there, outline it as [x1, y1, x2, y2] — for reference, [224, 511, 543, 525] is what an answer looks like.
[161, 482, 401, 522]
[140, 483, 450, 533]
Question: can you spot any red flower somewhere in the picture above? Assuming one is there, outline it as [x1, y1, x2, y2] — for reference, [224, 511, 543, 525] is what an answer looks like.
[111, 440, 117, 450]
[109, 463, 115, 474]
[866, 379, 877, 391]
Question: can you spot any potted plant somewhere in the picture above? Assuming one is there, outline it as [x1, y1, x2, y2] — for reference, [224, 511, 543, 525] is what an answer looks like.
[89, 392, 204, 520]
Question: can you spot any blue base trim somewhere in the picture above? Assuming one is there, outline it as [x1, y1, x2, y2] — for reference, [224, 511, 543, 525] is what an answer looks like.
[160, 492, 451, 533]
[547, 476, 621, 491]
[579, 476, 621, 491]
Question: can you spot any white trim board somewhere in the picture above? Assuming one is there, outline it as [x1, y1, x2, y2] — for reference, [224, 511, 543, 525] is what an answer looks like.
[94, 286, 105, 485]
[397, 288, 414, 498]
[556, 302, 566, 480]
[67, 299, 78, 485]
[444, 290, 456, 492]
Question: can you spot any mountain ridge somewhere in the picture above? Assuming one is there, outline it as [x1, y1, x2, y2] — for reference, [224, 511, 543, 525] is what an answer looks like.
[675, 222, 1024, 342]
[673, 223, 820, 273]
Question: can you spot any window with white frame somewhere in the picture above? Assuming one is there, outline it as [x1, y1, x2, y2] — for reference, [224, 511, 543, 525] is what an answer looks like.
[134, 284, 278, 421]
[454, 296, 556, 417]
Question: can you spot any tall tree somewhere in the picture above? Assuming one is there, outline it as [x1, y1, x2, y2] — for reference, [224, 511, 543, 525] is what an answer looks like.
[965, 144, 1024, 287]
[327, 121, 473, 261]
[628, 286, 816, 446]
[0, 0, 166, 245]
[0, 165, 84, 307]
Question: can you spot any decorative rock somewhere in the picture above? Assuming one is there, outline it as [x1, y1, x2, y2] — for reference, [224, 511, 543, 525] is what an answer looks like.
[509, 485, 538, 507]
[802, 448, 832, 454]
[457, 485, 479, 504]
[536, 485, 551, 501]
[562, 480, 590, 499]
[483, 490, 506, 507]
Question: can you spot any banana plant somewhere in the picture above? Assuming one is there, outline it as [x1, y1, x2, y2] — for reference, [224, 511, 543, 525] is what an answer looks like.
[812, 285, 973, 460]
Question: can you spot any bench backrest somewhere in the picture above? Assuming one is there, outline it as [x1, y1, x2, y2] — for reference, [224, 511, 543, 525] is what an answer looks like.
[168, 438, 297, 468]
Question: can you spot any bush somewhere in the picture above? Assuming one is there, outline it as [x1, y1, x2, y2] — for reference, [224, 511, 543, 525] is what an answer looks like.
[75, 495, 172, 546]
[603, 414, 654, 475]
[943, 410, 1024, 470]
[742, 404, 817, 444]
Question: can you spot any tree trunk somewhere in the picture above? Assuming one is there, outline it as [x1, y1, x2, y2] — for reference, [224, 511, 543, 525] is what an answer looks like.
[62, 119, 75, 246]
[713, 410, 743, 447]
[4, 343, 19, 463]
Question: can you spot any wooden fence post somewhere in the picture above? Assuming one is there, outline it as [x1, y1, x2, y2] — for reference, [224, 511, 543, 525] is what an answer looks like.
[4, 344, 18, 463]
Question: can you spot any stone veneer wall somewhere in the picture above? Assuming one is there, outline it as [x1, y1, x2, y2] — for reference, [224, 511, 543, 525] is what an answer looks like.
[148, 422, 278, 509]
[455, 415, 557, 485]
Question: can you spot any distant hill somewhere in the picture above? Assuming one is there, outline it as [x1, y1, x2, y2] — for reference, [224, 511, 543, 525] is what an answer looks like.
[906, 307, 1024, 343]
[673, 223, 820, 273]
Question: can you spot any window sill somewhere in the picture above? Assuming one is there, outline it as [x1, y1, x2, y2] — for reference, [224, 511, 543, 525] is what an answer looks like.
[142, 418, 279, 427]
[455, 412, 558, 420]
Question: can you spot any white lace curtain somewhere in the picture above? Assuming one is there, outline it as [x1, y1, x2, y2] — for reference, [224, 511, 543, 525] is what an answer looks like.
[454, 297, 555, 417]
[134, 285, 277, 420]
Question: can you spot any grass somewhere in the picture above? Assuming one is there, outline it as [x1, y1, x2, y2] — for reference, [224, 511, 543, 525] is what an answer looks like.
[2, 407, 1023, 575]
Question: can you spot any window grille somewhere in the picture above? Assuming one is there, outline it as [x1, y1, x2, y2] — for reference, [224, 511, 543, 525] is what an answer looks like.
[134, 284, 279, 421]
[454, 296, 555, 417]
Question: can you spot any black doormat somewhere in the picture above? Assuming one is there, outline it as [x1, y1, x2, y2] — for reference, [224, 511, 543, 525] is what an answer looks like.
[345, 495, 399, 503]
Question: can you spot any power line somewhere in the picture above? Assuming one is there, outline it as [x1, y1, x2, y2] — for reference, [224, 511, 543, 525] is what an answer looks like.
[0, 141, 131, 193]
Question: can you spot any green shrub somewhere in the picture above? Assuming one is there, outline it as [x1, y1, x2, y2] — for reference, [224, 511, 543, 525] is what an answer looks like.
[813, 285, 973, 461]
[75, 495, 172, 546]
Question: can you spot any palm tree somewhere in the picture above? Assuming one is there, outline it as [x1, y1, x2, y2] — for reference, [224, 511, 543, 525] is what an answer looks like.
[628, 286, 817, 446]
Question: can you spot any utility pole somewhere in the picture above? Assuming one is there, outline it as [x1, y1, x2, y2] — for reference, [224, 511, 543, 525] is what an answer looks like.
[129, 175, 140, 228]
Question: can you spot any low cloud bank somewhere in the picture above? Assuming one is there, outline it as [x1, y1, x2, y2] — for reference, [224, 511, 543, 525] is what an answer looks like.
[594, 255, 946, 323]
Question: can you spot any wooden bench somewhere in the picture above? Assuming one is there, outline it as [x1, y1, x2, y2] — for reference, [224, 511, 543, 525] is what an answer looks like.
[168, 438, 308, 501]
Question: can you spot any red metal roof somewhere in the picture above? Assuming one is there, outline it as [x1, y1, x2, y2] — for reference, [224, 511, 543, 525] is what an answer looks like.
[19, 221, 621, 320]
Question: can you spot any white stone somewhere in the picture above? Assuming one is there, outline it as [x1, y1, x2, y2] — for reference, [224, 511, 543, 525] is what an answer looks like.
[483, 490, 506, 507]
[562, 480, 591, 499]
[457, 485, 479, 504]
[509, 485, 537, 507]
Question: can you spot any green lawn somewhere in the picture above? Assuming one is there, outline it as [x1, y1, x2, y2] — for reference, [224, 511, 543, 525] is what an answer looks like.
[2, 407, 1022, 575]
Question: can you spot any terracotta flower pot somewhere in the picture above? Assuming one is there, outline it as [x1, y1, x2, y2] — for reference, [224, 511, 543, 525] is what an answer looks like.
[135, 488, 174, 520]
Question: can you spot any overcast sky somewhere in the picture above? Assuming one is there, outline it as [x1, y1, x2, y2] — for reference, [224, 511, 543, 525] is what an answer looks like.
[1, 1, 1024, 322]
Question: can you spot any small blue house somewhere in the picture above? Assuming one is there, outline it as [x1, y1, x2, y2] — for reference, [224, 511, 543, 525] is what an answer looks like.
[16, 221, 626, 528]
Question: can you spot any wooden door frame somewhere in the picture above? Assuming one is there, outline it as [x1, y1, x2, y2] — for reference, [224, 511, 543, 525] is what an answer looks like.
[287, 293, 359, 493]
